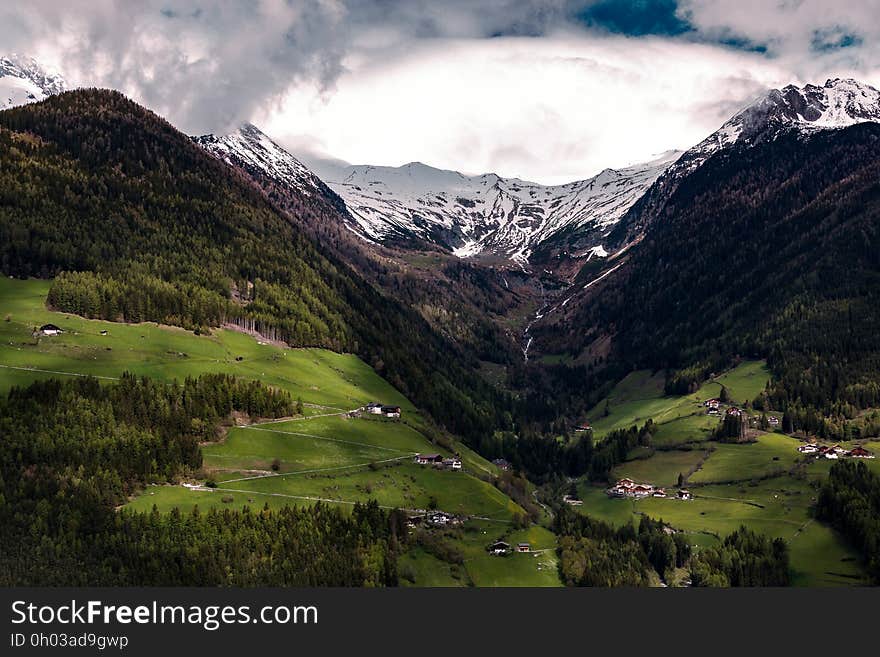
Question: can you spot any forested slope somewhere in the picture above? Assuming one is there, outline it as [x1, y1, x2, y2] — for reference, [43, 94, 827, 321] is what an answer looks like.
[0, 89, 508, 442]
[536, 124, 880, 429]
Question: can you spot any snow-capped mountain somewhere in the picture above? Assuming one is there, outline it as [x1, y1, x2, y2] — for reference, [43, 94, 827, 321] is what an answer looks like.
[673, 78, 880, 177]
[195, 123, 343, 205]
[613, 77, 880, 247]
[0, 55, 67, 110]
[305, 152, 681, 263]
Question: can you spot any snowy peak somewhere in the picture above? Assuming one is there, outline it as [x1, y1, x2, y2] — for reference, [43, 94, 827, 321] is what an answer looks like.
[0, 55, 67, 110]
[733, 77, 880, 139]
[307, 150, 681, 263]
[195, 123, 331, 200]
[678, 78, 880, 174]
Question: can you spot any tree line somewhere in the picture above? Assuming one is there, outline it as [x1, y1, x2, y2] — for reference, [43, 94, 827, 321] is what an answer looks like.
[816, 460, 880, 583]
[553, 508, 789, 587]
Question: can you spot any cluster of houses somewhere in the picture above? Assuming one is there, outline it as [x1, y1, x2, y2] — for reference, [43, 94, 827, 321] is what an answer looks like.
[488, 540, 531, 555]
[607, 478, 691, 501]
[414, 453, 462, 470]
[797, 443, 874, 459]
[365, 402, 402, 418]
[608, 478, 667, 499]
[705, 399, 780, 427]
[406, 510, 462, 529]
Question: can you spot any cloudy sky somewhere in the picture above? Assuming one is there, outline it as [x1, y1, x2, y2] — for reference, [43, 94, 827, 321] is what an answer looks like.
[4, 1, 880, 183]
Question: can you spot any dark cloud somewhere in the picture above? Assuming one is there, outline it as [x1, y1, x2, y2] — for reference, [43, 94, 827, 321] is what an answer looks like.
[0, 1, 351, 134]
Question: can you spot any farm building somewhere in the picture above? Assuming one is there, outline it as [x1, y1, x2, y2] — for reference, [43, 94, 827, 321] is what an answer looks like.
[381, 405, 402, 418]
[821, 445, 847, 459]
[38, 323, 63, 336]
[442, 457, 462, 471]
[414, 454, 443, 465]
[562, 494, 583, 506]
[426, 511, 459, 527]
[492, 458, 511, 471]
[516, 543, 531, 553]
[850, 446, 875, 459]
[797, 443, 820, 454]
[574, 423, 592, 432]
[607, 478, 663, 499]
[677, 489, 692, 500]
[489, 540, 510, 555]
[705, 399, 720, 410]
[365, 402, 383, 415]
[768, 416, 780, 426]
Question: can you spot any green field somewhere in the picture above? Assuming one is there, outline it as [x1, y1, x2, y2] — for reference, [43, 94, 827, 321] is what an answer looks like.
[689, 433, 802, 484]
[202, 415, 430, 474]
[614, 448, 709, 487]
[0, 279, 413, 410]
[398, 522, 562, 587]
[577, 476, 864, 586]
[1, 278, 534, 586]
[587, 361, 772, 444]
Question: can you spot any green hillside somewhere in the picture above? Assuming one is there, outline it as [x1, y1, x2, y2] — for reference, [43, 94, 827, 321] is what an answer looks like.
[0, 277, 555, 586]
[0, 88, 508, 451]
[573, 361, 870, 586]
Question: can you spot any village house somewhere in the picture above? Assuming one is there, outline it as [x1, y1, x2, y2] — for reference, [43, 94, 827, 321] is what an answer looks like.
[726, 407, 743, 417]
[797, 443, 820, 454]
[705, 398, 721, 410]
[365, 402, 384, 415]
[562, 494, 583, 506]
[820, 445, 848, 459]
[574, 423, 592, 432]
[850, 446, 875, 459]
[492, 458, 511, 471]
[677, 489, 692, 501]
[488, 540, 510, 555]
[442, 457, 462, 471]
[37, 323, 63, 336]
[768, 416, 780, 426]
[516, 543, 531, 553]
[414, 453, 443, 465]
[381, 405, 402, 418]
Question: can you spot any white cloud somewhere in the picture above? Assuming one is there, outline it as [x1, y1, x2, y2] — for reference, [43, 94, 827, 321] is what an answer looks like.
[261, 33, 791, 183]
[4, 1, 880, 183]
